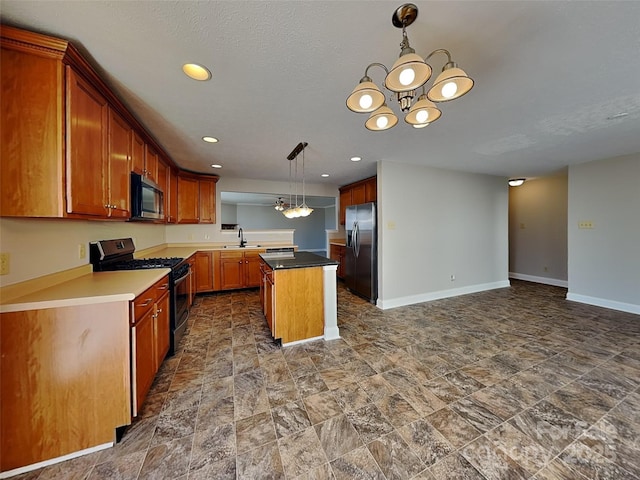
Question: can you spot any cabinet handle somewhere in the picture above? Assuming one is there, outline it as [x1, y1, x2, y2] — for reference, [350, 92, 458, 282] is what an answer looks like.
[157, 308, 163, 313]
[159, 283, 169, 290]
[139, 298, 153, 307]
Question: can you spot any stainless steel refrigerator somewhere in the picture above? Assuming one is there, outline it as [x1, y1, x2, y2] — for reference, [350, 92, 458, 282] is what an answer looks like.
[345, 202, 377, 303]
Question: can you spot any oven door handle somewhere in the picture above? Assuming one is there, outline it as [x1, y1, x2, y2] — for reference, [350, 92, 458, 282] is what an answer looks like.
[174, 270, 190, 284]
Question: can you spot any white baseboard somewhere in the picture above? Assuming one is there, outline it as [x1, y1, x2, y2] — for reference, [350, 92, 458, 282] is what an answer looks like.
[377, 281, 511, 310]
[0, 442, 112, 479]
[509, 272, 568, 288]
[566, 292, 640, 315]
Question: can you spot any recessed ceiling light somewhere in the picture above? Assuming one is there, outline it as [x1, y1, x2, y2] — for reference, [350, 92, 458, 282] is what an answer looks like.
[508, 178, 525, 187]
[413, 123, 430, 129]
[321, 173, 330, 177]
[202, 136, 218, 143]
[350, 156, 361, 162]
[211, 164, 222, 169]
[182, 63, 211, 81]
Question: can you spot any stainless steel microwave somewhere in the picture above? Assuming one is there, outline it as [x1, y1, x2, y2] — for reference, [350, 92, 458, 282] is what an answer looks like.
[130, 172, 164, 220]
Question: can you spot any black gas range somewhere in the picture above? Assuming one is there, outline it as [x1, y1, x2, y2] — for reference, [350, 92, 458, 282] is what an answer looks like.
[90, 238, 191, 355]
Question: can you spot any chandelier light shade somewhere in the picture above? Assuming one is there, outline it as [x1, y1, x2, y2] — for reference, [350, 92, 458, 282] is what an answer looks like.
[427, 64, 475, 102]
[346, 3, 474, 131]
[365, 104, 399, 131]
[405, 94, 441, 126]
[346, 79, 386, 113]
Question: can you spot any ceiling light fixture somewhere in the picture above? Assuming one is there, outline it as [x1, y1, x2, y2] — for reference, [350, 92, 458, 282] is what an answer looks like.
[211, 164, 222, 169]
[274, 197, 286, 211]
[283, 142, 313, 218]
[508, 178, 526, 187]
[346, 3, 474, 131]
[350, 156, 362, 162]
[182, 63, 211, 81]
[321, 173, 330, 177]
[202, 136, 218, 143]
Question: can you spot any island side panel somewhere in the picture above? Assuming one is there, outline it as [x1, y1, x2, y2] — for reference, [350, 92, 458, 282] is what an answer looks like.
[322, 265, 339, 340]
[274, 267, 324, 344]
[0, 302, 131, 472]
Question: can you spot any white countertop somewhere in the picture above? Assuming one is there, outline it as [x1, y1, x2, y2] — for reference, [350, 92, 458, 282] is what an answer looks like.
[1, 269, 170, 313]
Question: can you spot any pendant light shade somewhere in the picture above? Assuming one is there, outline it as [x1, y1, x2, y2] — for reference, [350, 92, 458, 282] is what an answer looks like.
[365, 104, 398, 131]
[385, 53, 432, 92]
[405, 94, 441, 126]
[427, 65, 474, 102]
[346, 80, 386, 113]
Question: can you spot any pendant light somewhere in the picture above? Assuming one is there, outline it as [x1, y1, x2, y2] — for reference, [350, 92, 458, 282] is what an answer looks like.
[283, 142, 312, 218]
[346, 3, 474, 131]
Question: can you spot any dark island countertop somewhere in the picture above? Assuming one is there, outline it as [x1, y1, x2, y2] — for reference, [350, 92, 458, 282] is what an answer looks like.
[260, 251, 339, 270]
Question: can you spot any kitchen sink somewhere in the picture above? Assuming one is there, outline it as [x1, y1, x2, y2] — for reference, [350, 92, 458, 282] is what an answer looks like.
[223, 244, 262, 248]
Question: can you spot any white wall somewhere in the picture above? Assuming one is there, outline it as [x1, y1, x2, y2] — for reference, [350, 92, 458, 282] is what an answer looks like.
[378, 161, 509, 309]
[509, 170, 568, 286]
[567, 154, 640, 313]
[0, 217, 165, 285]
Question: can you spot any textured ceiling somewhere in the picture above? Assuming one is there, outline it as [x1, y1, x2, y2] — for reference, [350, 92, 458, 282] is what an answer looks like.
[2, 1, 639, 187]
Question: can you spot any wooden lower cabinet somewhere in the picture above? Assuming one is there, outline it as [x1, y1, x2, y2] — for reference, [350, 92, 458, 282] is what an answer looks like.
[260, 263, 324, 344]
[215, 250, 264, 291]
[0, 302, 131, 472]
[195, 251, 214, 293]
[329, 243, 345, 279]
[130, 276, 170, 417]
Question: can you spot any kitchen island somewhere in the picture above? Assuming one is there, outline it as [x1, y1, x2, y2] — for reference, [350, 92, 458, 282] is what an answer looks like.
[259, 251, 339, 345]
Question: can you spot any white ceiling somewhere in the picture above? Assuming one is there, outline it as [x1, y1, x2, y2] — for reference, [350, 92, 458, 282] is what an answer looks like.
[2, 1, 639, 187]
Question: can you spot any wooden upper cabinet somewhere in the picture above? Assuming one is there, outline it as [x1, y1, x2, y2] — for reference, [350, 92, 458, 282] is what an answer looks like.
[65, 67, 109, 217]
[199, 176, 216, 224]
[131, 131, 145, 177]
[177, 174, 200, 223]
[365, 177, 377, 203]
[144, 145, 159, 183]
[339, 176, 377, 225]
[107, 108, 131, 218]
[167, 167, 178, 224]
[339, 189, 351, 225]
[0, 36, 65, 217]
[176, 173, 218, 224]
[156, 158, 169, 223]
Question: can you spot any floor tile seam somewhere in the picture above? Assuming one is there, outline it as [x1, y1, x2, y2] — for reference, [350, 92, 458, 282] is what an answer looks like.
[556, 435, 638, 479]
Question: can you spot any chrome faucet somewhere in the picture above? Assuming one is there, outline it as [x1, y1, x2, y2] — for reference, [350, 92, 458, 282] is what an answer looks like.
[238, 227, 247, 247]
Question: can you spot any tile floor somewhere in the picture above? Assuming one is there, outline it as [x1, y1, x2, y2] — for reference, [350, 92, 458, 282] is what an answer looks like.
[14, 280, 640, 479]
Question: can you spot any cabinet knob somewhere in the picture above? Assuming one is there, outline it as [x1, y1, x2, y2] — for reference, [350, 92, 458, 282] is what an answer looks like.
[157, 308, 163, 313]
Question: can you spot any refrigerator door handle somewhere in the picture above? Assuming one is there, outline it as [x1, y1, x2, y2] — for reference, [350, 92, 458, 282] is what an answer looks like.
[354, 222, 360, 258]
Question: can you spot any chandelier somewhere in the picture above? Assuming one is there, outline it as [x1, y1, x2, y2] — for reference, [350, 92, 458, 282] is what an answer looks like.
[346, 3, 474, 131]
[283, 142, 313, 218]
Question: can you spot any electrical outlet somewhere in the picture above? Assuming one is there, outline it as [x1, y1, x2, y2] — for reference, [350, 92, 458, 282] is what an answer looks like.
[450, 274, 455, 281]
[78, 243, 86, 259]
[204, 234, 210, 240]
[543, 266, 548, 272]
[0, 253, 10, 275]
[387, 221, 396, 230]
[578, 221, 594, 229]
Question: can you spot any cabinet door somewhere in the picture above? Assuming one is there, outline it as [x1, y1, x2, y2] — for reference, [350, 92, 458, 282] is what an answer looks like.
[66, 67, 108, 217]
[265, 267, 274, 332]
[131, 131, 145, 176]
[365, 177, 377, 203]
[177, 175, 199, 223]
[132, 308, 155, 416]
[199, 177, 216, 224]
[166, 167, 178, 224]
[1, 46, 65, 217]
[219, 252, 244, 290]
[351, 183, 366, 205]
[154, 291, 170, 369]
[107, 108, 131, 218]
[339, 189, 351, 225]
[195, 252, 214, 292]
[244, 252, 263, 287]
[145, 145, 159, 183]
[156, 159, 169, 223]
